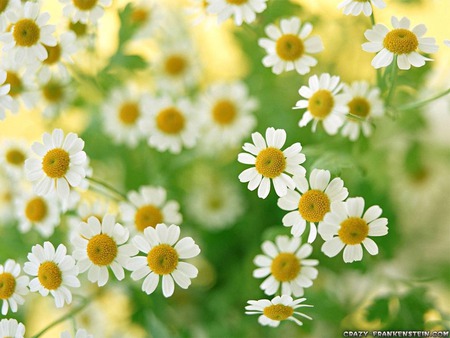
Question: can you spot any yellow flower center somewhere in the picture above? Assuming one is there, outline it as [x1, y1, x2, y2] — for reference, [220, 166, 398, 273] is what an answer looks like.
[164, 55, 187, 77]
[255, 147, 286, 179]
[348, 97, 370, 119]
[131, 8, 149, 24]
[43, 44, 61, 65]
[338, 217, 369, 245]
[134, 205, 163, 232]
[5, 71, 22, 97]
[156, 107, 185, 134]
[263, 304, 294, 321]
[87, 234, 118, 266]
[207, 197, 223, 210]
[226, 0, 247, 4]
[147, 244, 179, 275]
[308, 90, 334, 119]
[276, 34, 304, 61]
[0, 0, 9, 13]
[270, 252, 301, 282]
[202, 0, 209, 9]
[383, 28, 419, 54]
[118, 101, 140, 125]
[38, 261, 62, 290]
[42, 82, 64, 103]
[25, 197, 48, 222]
[5, 148, 25, 166]
[73, 0, 98, 10]
[13, 19, 40, 47]
[69, 21, 87, 37]
[42, 148, 70, 178]
[298, 189, 331, 223]
[0, 272, 16, 299]
[212, 99, 237, 125]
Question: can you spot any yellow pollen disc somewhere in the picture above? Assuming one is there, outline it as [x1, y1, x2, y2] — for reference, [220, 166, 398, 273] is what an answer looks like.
[156, 107, 185, 134]
[164, 55, 187, 77]
[298, 189, 331, 223]
[147, 244, 179, 275]
[5, 71, 22, 97]
[25, 197, 48, 222]
[134, 205, 163, 232]
[5, 148, 25, 166]
[338, 217, 369, 245]
[38, 261, 62, 290]
[0, 272, 16, 299]
[69, 21, 87, 37]
[131, 8, 149, 24]
[13, 19, 40, 47]
[42, 148, 70, 179]
[270, 252, 301, 282]
[207, 197, 222, 210]
[43, 82, 64, 103]
[87, 234, 118, 266]
[276, 34, 304, 61]
[0, 0, 9, 13]
[73, 0, 98, 10]
[255, 147, 286, 179]
[226, 0, 247, 4]
[308, 89, 335, 119]
[263, 304, 294, 321]
[383, 28, 419, 54]
[43, 44, 61, 65]
[118, 101, 140, 125]
[348, 97, 370, 119]
[212, 99, 237, 125]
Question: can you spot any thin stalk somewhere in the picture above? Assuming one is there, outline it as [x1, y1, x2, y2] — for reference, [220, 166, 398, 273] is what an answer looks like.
[369, 10, 383, 89]
[396, 87, 450, 111]
[369, 9, 376, 26]
[386, 56, 398, 107]
[86, 176, 128, 201]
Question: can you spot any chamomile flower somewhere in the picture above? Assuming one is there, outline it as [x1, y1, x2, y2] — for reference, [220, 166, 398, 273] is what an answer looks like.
[127, 223, 200, 298]
[0, 139, 29, 178]
[277, 169, 348, 243]
[0, 173, 16, 223]
[341, 81, 384, 141]
[253, 235, 319, 297]
[24, 242, 80, 308]
[318, 197, 389, 263]
[238, 127, 306, 199]
[60, 329, 93, 338]
[38, 74, 73, 119]
[245, 295, 313, 327]
[0, 259, 29, 315]
[294, 73, 350, 135]
[72, 215, 137, 287]
[258, 17, 323, 75]
[60, 0, 112, 24]
[0, 69, 14, 120]
[120, 186, 182, 234]
[338, 0, 386, 17]
[362, 16, 439, 70]
[0, 2, 56, 64]
[186, 0, 214, 26]
[129, 0, 163, 39]
[207, 0, 268, 26]
[0, 319, 26, 338]
[25, 128, 87, 201]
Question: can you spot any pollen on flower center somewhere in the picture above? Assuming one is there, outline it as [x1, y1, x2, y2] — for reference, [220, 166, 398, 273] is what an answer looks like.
[87, 234, 118, 266]
[13, 19, 40, 47]
[134, 205, 163, 232]
[383, 28, 419, 54]
[164, 55, 187, 77]
[270, 252, 301, 282]
[43, 82, 64, 103]
[69, 21, 87, 37]
[38, 261, 62, 290]
[338, 217, 369, 245]
[73, 0, 98, 10]
[156, 107, 185, 134]
[42, 148, 70, 178]
[255, 147, 286, 179]
[263, 304, 294, 321]
[0, 272, 16, 299]
[119, 101, 140, 125]
[131, 8, 149, 24]
[43, 44, 61, 65]
[308, 90, 335, 119]
[147, 244, 179, 275]
[276, 34, 304, 61]
[0, 0, 9, 13]
[6, 148, 25, 166]
[348, 97, 370, 119]
[25, 197, 48, 222]
[298, 189, 331, 223]
[5, 71, 22, 97]
[212, 99, 237, 125]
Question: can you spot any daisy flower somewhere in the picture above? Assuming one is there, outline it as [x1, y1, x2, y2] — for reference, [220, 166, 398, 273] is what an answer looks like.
[60, 0, 112, 24]
[341, 81, 384, 141]
[38, 73, 73, 119]
[0, 2, 56, 64]
[294, 73, 350, 135]
[129, 0, 163, 39]
[338, 0, 386, 17]
[25, 128, 87, 201]
[120, 186, 182, 234]
[0, 69, 14, 121]
[258, 17, 323, 75]
[206, 0, 268, 26]
[238, 127, 306, 199]
[0, 173, 16, 223]
[253, 235, 318, 297]
[24, 242, 80, 308]
[0, 259, 29, 315]
[186, 0, 215, 26]
[362, 16, 439, 70]
[245, 295, 312, 327]
[277, 169, 348, 243]
[127, 223, 200, 298]
[61, 329, 93, 338]
[318, 197, 389, 263]
[0, 319, 26, 338]
[72, 215, 137, 287]
[0, 139, 29, 178]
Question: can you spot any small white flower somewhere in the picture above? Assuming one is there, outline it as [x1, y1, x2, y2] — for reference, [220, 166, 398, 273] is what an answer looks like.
[60, 0, 112, 24]
[253, 235, 318, 297]
[278, 169, 348, 243]
[294, 73, 350, 135]
[207, 0, 268, 26]
[238, 127, 306, 199]
[24, 242, 80, 308]
[0, 319, 26, 338]
[37, 73, 73, 119]
[128, 0, 163, 39]
[60, 328, 93, 338]
[362, 16, 439, 70]
[245, 295, 313, 327]
[338, 0, 386, 17]
[0, 259, 29, 315]
[127, 223, 200, 298]
[259, 17, 323, 75]
[185, 0, 215, 26]
[318, 197, 389, 263]
[72, 215, 137, 287]
[0, 139, 29, 178]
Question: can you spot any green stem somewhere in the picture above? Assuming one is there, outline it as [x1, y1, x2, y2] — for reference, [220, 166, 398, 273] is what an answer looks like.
[396, 87, 450, 111]
[369, 10, 376, 26]
[386, 56, 398, 107]
[86, 176, 128, 201]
